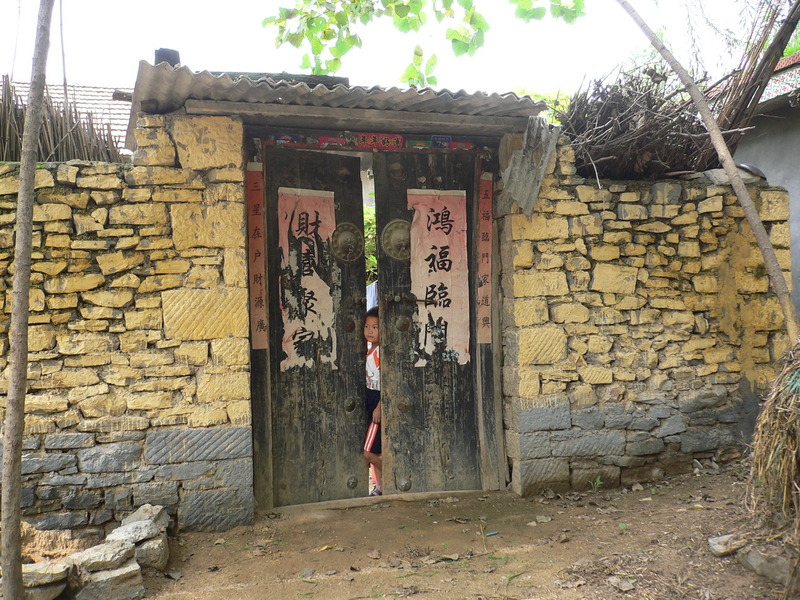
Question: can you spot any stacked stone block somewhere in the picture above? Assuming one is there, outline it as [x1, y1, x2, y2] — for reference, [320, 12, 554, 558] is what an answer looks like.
[501, 140, 790, 496]
[0, 114, 253, 531]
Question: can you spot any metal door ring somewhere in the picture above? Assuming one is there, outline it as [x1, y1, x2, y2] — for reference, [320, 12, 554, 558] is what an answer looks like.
[381, 219, 411, 261]
[332, 222, 364, 264]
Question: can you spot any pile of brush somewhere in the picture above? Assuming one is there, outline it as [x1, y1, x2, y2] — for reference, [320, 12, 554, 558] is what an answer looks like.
[555, 64, 740, 180]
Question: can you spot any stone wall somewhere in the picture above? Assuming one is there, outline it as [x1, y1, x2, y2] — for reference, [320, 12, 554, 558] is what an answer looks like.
[499, 139, 791, 495]
[0, 113, 254, 531]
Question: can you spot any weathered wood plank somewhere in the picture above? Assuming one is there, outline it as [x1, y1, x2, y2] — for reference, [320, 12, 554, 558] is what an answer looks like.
[185, 99, 531, 137]
[264, 149, 366, 506]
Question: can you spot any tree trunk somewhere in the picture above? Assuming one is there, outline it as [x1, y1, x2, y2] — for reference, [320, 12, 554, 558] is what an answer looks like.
[614, 0, 800, 343]
[2, 1, 55, 598]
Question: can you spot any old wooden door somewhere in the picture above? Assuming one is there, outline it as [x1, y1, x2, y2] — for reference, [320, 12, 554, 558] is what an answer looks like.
[264, 148, 366, 506]
[373, 152, 482, 494]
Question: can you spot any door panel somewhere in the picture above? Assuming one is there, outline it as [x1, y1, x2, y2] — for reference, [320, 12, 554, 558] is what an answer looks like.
[265, 148, 366, 506]
[373, 152, 481, 494]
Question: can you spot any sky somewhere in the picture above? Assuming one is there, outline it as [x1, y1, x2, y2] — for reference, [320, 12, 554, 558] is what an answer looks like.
[0, 0, 748, 97]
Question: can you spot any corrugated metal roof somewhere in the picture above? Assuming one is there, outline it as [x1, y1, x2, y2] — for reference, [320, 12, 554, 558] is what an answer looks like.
[127, 61, 544, 148]
[13, 81, 133, 149]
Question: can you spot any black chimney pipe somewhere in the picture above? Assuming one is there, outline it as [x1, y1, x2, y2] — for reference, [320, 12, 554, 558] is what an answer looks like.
[155, 48, 180, 67]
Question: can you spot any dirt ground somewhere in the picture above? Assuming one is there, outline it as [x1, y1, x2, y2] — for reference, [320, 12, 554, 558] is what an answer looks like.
[145, 461, 786, 600]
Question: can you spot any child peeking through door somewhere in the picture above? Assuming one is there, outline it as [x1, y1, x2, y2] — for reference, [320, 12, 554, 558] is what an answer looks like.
[363, 306, 382, 496]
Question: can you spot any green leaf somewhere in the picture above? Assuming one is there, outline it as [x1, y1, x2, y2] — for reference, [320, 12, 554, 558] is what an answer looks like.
[413, 45, 424, 66]
[348, 34, 362, 48]
[306, 16, 327, 34]
[334, 11, 349, 26]
[394, 4, 410, 17]
[326, 58, 342, 72]
[451, 38, 470, 56]
[469, 11, 490, 32]
[394, 15, 412, 32]
[427, 75, 437, 86]
[288, 33, 304, 48]
[457, 0, 473, 8]
[401, 63, 422, 85]
[309, 35, 324, 55]
[331, 38, 352, 58]
[300, 54, 311, 69]
[468, 28, 485, 54]
[261, 16, 277, 27]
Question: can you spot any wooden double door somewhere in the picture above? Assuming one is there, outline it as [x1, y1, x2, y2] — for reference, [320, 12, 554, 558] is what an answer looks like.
[254, 147, 496, 508]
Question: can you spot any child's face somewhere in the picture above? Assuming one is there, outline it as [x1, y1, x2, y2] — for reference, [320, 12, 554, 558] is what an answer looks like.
[364, 315, 380, 346]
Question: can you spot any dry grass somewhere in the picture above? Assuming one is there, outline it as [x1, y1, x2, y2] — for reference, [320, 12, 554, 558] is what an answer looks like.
[0, 76, 121, 163]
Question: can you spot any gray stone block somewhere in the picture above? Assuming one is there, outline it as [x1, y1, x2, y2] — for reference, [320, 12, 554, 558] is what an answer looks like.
[571, 407, 605, 430]
[44, 432, 95, 450]
[40, 473, 87, 486]
[91, 510, 114, 525]
[629, 415, 659, 431]
[78, 442, 142, 473]
[519, 395, 571, 432]
[154, 462, 213, 481]
[603, 406, 633, 429]
[85, 470, 154, 489]
[21, 453, 77, 475]
[122, 504, 170, 529]
[130, 482, 179, 507]
[626, 432, 665, 456]
[179, 488, 254, 531]
[105, 488, 133, 511]
[680, 427, 735, 453]
[655, 414, 686, 438]
[145, 426, 252, 465]
[686, 409, 720, 426]
[107, 521, 161, 544]
[96, 431, 146, 443]
[551, 430, 626, 457]
[135, 531, 169, 571]
[649, 406, 673, 419]
[21, 560, 70, 586]
[215, 458, 253, 488]
[36, 486, 62, 500]
[21, 486, 35, 508]
[510, 458, 570, 496]
[66, 540, 135, 572]
[25, 511, 88, 530]
[519, 432, 552, 459]
[63, 490, 103, 510]
[22, 437, 40, 450]
[72, 558, 144, 600]
[678, 387, 727, 413]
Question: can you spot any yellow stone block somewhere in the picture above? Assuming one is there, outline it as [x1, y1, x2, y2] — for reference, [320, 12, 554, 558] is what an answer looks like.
[138, 275, 184, 293]
[211, 338, 250, 365]
[510, 214, 569, 241]
[0, 169, 54, 195]
[575, 186, 612, 204]
[512, 271, 569, 297]
[96, 251, 145, 275]
[153, 189, 203, 203]
[32, 203, 72, 222]
[770, 222, 790, 248]
[196, 371, 250, 403]
[227, 401, 252, 425]
[25, 394, 69, 413]
[108, 204, 168, 226]
[590, 263, 638, 295]
[590, 245, 620, 261]
[223, 247, 248, 287]
[44, 273, 105, 294]
[204, 183, 245, 203]
[550, 303, 590, 323]
[126, 391, 174, 411]
[162, 288, 248, 340]
[175, 341, 209, 365]
[759, 190, 789, 221]
[518, 325, 567, 365]
[508, 298, 548, 326]
[124, 309, 162, 330]
[171, 116, 244, 170]
[170, 202, 245, 250]
[187, 407, 230, 427]
[28, 325, 56, 352]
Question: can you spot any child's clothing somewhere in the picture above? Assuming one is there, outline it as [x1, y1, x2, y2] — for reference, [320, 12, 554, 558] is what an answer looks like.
[363, 345, 381, 455]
